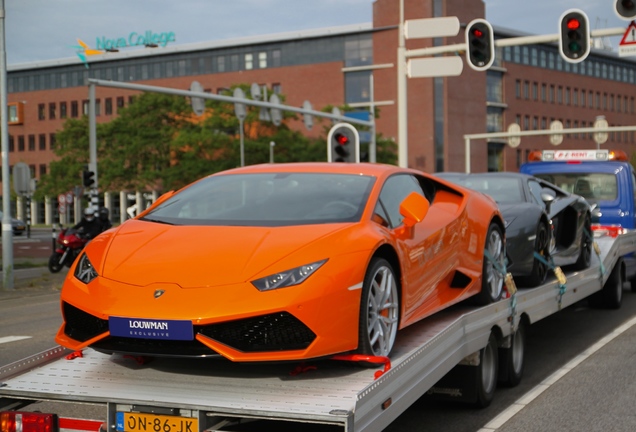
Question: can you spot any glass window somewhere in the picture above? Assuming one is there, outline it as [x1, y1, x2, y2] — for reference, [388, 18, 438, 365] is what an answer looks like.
[258, 52, 267, 68]
[71, 101, 78, 118]
[539, 50, 547, 67]
[541, 84, 546, 101]
[231, 54, 239, 71]
[245, 53, 254, 70]
[38, 103, 45, 120]
[217, 56, 226, 73]
[39, 134, 46, 151]
[145, 173, 374, 227]
[49, 102, 56, 119]
[378, 174, 424, 228]
[486, 106, 503, 133]
[487, 72, 503, 103]
[105, 98, 112, 115]
[28, 135, 35, 151]
[345, 36, 373, 67]
[49, 133, 56, 150]
[60, 102, 67, 118]
[345, 71, 371, 104]
[272, 49, 281, 67]
[18, 136, 25, 152]
[527, 180, 545, 207]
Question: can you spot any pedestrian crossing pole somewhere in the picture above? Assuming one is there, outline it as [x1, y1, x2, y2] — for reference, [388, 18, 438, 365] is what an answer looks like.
[88, 83, 99, 212]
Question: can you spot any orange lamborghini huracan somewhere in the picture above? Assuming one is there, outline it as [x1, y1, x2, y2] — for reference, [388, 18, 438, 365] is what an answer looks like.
[56, 163, 505, 362]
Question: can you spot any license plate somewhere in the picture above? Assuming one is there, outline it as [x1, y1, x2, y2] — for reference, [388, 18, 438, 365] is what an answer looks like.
[109, 317, 193, 341]
[116, 412, 198, 432]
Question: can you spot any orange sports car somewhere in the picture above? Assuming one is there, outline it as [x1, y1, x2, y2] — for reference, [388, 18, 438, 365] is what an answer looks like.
[56, 163, 505, 362]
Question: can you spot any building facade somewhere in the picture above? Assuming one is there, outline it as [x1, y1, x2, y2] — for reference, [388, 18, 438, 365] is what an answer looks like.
[3, 0, 636, 224]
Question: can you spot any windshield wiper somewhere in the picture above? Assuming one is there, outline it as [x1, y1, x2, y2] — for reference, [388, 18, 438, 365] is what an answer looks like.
[139, 217, 176, 226]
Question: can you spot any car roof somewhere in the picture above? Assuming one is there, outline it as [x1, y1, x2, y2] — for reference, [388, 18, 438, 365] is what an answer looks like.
[212, 162, 412, 177]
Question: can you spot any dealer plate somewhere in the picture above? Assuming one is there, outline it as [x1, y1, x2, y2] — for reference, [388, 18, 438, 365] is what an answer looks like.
[116, 412, 198, 432]
[109, 316, 193, 340]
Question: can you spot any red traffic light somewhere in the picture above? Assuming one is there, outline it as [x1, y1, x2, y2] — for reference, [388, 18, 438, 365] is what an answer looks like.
[472, 28, 484, 38]
[335, 133, 350, 146]
[566, 18, 580, 30]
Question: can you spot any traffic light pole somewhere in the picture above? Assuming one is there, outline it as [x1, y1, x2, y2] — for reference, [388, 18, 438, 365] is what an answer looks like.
[86, 79, 375, 174]
[0, 0, 14, 290]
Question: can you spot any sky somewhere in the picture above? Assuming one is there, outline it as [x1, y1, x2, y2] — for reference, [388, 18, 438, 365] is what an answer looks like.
[4, 0, 631, 65]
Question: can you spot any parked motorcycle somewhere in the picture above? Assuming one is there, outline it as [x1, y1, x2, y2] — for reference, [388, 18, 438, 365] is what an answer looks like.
[48, 227, 90, 273]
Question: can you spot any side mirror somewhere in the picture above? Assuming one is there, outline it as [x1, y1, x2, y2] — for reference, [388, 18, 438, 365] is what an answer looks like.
[399, 192, 430, 228]
[541, 192, 554, 213]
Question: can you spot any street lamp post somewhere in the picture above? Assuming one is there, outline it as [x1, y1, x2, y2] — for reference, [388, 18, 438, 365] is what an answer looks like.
[269, 141, 275, 163]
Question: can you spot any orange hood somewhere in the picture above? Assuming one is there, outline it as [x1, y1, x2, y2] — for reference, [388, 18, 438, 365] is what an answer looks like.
[99, 220, 351, 288]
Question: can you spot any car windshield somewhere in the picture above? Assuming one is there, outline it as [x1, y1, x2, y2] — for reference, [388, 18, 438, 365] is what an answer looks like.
[142, 172, 375, 227]
[450, 176, 524, 204]
[533, 173, 617, 202]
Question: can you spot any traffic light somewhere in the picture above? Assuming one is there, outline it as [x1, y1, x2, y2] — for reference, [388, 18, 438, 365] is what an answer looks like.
[615, 0, 636, 20]
[327, 122, 360, 163]
[559, 9, 590, 63]
[82, 170, 95, 187]
[465, 19, 494, 72]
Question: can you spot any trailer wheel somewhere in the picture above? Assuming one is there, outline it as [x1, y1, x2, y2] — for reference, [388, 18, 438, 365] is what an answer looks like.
[357, 258, 399, 358]
[475, 333, 498, 408]
[498, 321, 525, 387]
[474, 223, 505, 305]
[590, 257, 623, 309]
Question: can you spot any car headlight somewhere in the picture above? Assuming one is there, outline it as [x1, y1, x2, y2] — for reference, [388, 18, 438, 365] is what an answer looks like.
[251, 259, 328, 292]
[74, 253, 98, 284]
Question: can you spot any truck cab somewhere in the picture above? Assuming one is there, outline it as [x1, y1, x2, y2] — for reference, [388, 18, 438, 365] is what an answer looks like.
[520, 149, 636, 229]
[521, 149, 636, 288]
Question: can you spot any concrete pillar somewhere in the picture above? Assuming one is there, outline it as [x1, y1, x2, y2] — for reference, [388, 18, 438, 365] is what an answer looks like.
[45, 195, 53, 225]
[30, 199, 38, 225]
[119, 190, 128, 224]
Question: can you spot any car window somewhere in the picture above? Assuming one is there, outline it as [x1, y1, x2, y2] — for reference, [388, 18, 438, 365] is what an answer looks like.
[376, 174, 425, 228]
[143, 173, 375, 227]
[446, 175, 524, 204]
[527, 180, 545, 207]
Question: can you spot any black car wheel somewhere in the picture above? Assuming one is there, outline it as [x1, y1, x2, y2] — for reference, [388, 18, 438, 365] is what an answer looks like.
[572, 214, 592, 271]
[524, 222, 550, 287]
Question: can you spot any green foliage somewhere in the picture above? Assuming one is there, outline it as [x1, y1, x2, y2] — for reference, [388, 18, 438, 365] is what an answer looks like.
[35, 85, 398, 198]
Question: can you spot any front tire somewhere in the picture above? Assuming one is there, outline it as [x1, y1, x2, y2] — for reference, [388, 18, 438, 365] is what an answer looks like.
[357, 258, 399, 358]
[475, 223, 505, 305]
[48, 252, 64, 273]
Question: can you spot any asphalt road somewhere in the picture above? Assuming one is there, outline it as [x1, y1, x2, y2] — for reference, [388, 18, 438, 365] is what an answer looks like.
[1, 282, 636, 431]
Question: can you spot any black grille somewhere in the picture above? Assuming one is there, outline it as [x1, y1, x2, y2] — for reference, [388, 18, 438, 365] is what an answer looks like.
[199, 312, 316, 352]
[91, 335, 217, 357]
[63, 302, 109, 342]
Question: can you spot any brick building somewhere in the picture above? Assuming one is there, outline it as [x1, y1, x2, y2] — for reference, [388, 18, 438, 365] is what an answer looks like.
[3, 0, 636, 224]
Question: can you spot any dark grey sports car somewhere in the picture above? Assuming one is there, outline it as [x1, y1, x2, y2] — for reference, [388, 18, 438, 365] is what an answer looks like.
[436, 172, 592, 287]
